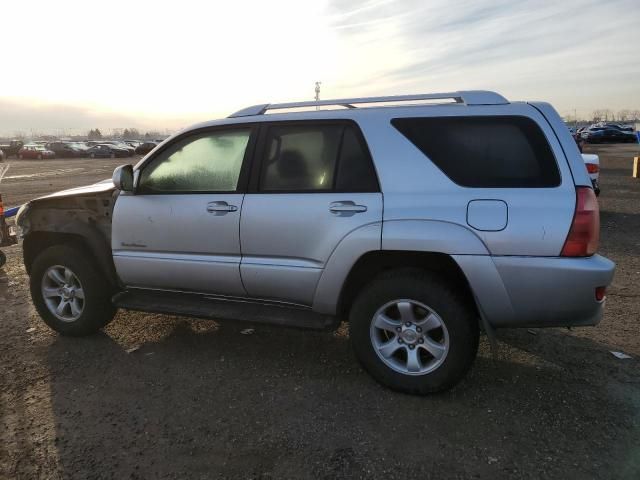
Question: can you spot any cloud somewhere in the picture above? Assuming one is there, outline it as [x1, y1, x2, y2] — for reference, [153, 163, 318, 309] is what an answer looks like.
[327, 0, 640, 116]
[0, 0, 637, 133]
[0, 98, 197, 137]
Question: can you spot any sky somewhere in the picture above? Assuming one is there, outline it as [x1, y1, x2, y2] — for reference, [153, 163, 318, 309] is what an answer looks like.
[0, 0, 638, 135]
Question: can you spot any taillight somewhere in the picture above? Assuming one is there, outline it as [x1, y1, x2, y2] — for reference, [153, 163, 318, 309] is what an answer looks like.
[561, 187, 600, 257]
[0, 194, 4, 217]
[586, 163, 599, 174]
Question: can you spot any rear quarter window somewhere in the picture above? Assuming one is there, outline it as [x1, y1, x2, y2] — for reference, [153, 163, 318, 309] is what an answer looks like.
[392, 116, 561, 188]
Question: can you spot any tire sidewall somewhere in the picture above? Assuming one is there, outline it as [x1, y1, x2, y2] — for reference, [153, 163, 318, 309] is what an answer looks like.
[350, 271, 479, 394]
[30, 245, 116, 336]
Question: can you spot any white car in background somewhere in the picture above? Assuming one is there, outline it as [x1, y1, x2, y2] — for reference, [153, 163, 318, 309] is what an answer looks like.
[582, 153, 600, 196]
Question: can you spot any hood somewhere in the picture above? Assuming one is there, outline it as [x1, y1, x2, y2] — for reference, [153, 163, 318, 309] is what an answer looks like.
[31, 179, 115, 203]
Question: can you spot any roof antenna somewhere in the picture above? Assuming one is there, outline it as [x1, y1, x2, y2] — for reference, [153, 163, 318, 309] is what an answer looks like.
[314, 81, 321, 110]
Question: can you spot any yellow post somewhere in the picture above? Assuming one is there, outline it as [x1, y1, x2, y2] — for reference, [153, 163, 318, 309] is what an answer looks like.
[634, 157, 640, 178]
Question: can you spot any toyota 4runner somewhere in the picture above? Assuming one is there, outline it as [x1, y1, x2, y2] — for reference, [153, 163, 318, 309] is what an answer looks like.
[16, 91, 615, 394]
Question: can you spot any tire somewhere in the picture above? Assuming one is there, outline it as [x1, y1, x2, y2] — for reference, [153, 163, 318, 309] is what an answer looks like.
[110, 153, 115, 158]
[30, 245, 116, 336]
[349, 269, 479, 394]
[0, 250, 6, 268]
[90, 153, 95, 158]
[38, 154, 42, 160]
[18, 154, 23, 159]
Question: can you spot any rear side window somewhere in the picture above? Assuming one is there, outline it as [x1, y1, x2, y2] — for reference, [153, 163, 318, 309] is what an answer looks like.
[259, 123, 378, 192]
[392, 116, 560, 188]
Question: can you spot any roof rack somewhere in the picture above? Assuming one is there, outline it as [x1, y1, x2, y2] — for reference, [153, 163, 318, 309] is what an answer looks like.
[229, 90, 508, 118]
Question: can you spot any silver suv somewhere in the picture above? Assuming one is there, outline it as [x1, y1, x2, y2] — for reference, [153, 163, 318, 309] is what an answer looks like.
[16, 91, 615, 394]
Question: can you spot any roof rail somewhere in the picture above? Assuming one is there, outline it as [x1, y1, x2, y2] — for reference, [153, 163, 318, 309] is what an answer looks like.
[228, 90, 508, 117]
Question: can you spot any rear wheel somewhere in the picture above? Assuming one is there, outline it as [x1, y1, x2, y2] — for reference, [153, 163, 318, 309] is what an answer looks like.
[349, 270, 479, 394]
[30, 245, 116, 336]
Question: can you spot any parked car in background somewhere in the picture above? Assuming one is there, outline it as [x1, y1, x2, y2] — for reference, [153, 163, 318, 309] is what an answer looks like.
[45, 142, 85, 158]
[116, 142, 136, 154]
[0, 149, 5, 162]
[581, 127, 637, 143]
[582, 153, 600, 196]
[68, 142, 90, 155]
[0, 140, 24, 158]
[86, 144, 131, 158]
[595, 123, 635, 132]
[18, 145, 55, 159]
[135, 141, 158, 155]
[101, 141, 135, 155]
[568, 126, 584, 152]
[16, 90, 615, 394]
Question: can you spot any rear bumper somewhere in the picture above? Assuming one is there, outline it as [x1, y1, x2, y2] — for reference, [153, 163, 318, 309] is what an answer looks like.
[453, 254, 615, 328]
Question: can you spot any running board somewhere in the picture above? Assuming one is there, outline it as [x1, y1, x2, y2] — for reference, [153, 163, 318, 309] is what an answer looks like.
[112, 289, 337, 330]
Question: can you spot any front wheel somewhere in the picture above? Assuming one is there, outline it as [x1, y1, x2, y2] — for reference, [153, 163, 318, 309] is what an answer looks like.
[349, 270, 479, 394]
[30, 245, 116, 336]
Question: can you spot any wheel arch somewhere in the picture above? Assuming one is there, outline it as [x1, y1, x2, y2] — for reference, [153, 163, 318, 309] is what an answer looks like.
[336, 250, 480, 322]
[23, 228, 119, 288]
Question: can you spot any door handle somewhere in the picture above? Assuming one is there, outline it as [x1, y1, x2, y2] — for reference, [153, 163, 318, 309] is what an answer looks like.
[329, 201, 367, 214]
[206, 201, 238, 213]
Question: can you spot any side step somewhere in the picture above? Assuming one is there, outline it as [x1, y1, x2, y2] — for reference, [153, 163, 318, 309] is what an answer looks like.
[112, 289, 338, 330]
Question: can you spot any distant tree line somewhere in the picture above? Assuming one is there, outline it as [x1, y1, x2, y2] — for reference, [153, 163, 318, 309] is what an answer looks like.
[590, 110, 640, 123]
[87, 128, 103, 140]
[86, 128, 166, 140]
[564, 110, 640, 125]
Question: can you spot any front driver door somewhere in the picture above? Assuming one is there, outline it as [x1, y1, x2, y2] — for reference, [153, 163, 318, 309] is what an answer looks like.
[112, 126, 255, 295]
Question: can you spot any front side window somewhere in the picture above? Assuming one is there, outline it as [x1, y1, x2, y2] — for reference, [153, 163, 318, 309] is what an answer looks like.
[259, 123, 378, 192]
[139, 129, 251, 193]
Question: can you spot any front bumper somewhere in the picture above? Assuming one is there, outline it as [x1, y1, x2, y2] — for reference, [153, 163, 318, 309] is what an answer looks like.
[453, 254, 615, 328]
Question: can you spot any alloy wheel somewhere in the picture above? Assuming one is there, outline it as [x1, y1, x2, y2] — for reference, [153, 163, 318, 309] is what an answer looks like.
[41, 265, 85, 322]
[370, 299, 449, 375]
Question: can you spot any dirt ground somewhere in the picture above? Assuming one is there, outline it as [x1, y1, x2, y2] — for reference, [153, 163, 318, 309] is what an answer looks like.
[0, 146, 639, 479]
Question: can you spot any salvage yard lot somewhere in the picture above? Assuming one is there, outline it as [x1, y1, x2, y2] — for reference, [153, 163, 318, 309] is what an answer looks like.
[1, 145, 639, 479]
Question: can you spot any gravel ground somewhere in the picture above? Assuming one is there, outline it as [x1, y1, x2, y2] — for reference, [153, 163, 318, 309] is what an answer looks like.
[0, 146, 639, 479]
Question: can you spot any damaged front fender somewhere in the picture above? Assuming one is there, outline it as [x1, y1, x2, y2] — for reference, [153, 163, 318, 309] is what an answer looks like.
[19, 184, 120, 287]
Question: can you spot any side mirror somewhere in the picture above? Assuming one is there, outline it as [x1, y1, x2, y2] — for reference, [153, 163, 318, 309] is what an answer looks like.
[112, 164, 134, 192]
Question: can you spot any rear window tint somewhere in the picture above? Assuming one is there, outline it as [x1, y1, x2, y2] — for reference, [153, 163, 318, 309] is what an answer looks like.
[392, 116, 560, 188]
[335, 126, 379, 192]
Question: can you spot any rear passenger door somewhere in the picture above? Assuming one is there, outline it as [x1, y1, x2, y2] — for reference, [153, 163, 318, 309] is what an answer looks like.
[240, 121, 382, 305]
